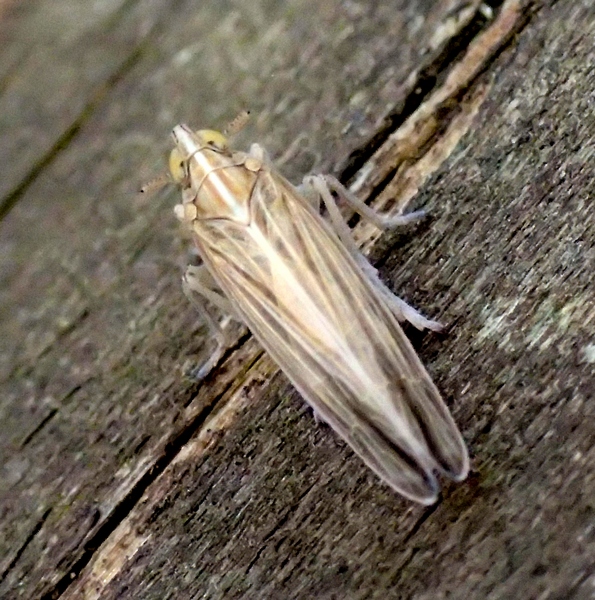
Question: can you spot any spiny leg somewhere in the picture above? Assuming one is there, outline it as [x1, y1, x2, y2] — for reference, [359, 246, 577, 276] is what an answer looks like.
[302, 174, 443, 332]
[319, 174, 427, 229]
[183, 264, 237, 380]
[183, 264, 235, 315]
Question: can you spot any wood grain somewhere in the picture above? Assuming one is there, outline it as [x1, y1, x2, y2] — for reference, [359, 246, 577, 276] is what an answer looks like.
[1, 0, 594, 598]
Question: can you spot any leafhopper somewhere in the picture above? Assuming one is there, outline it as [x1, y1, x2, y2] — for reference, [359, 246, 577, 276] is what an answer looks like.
[155, 117, 469, 504]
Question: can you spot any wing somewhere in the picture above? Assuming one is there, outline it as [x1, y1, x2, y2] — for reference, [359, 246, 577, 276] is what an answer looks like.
[193, 167, 468, 503]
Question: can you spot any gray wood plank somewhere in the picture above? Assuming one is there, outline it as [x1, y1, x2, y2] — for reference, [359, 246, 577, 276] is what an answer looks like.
[1, 0, 593, 598]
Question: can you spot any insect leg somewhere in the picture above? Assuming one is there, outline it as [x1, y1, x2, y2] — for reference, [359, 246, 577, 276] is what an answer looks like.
[183, 264, 235, 316]
[318, 174, 427, 229]
[303, 175, 442, 332]
[183, 264, 236, 380]
[377, 287, 444, 332]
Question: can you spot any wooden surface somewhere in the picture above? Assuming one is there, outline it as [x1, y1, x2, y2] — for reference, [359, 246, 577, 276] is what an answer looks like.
[1, 0, 594, 598]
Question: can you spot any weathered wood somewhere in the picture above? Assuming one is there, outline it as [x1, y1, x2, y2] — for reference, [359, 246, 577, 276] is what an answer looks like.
[1, 0, 594, 598]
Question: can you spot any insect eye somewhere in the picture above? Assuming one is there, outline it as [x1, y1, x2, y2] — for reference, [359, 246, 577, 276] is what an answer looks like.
[168, 148, 187, 183]
[199, 129, 229, 151]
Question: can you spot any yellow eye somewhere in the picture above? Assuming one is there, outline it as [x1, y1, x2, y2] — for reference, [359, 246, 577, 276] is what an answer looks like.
[199, 129, 228, 150]
[168, 148, 186, 183]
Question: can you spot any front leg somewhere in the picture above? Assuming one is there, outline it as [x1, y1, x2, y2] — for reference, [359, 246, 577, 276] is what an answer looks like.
[183, 264, 238, 380]
[315, 174, 427, 229]
[302, 174, 442, 332]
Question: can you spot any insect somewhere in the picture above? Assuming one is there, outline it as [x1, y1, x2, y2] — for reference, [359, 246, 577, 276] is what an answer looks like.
[153, 115, 469, 504]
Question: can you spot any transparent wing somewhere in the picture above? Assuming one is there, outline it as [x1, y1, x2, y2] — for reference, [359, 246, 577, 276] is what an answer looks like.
[193, 168, 468, 504]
